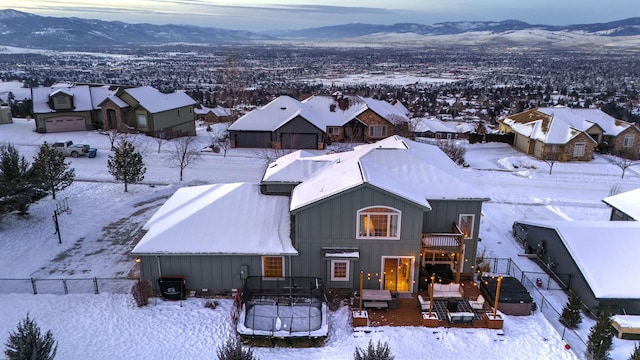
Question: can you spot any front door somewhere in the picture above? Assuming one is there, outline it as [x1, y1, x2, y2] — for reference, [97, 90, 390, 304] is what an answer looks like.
[382, 257, 413, 292]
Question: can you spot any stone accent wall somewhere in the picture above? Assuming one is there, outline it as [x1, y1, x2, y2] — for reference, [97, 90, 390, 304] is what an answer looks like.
[358, 109, 393, 142]
[612, 126, 640, 157]
[100, 100, 126, 130]
[563, 132, 596, 161]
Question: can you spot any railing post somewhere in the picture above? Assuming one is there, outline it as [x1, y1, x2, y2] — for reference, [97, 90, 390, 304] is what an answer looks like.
[31, 278, 37, 295]
[63, 279, 68, 295]
[93, 277, 99, 294]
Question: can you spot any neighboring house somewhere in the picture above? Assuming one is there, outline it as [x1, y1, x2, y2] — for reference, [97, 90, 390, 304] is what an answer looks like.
[32, 84, 195, 138]
[602, 188, 640, 221]
[0, 104, 12, 124]
[32, 85, 102, 132]
[412, 117, 470, 140]
[100, 86, 196, 138]
[228, 93, 409, 149]
[498, 107, 640, 161]
[510, 220, 640, 315]
[132, 136, 488, 295]
[195, 105, 235, 123]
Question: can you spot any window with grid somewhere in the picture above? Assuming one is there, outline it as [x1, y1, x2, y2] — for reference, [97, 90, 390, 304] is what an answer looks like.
[331, 260, 349, 281]
[623, 135, 634, 148]
[573, 143, 585, 157]
[262, 256, 284, 278]
[357, 206, 400, 239]
[369, 125, 386, 138]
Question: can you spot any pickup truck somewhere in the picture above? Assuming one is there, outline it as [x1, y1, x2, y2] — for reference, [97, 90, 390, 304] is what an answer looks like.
[52, 141, 90, 158]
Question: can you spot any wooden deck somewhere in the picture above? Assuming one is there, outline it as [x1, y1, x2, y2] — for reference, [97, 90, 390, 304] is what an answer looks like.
[354, 281, 494, 329]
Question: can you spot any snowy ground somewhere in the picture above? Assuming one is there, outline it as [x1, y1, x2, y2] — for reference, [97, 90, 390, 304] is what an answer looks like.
[1, 118, 639, 359]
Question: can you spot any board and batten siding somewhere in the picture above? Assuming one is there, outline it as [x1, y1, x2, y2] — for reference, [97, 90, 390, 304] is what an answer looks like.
[518, 224, 599, 309]
[291, 184, 425, 292]
[422, 199, 484, 274]
[138, 254, 285, 292]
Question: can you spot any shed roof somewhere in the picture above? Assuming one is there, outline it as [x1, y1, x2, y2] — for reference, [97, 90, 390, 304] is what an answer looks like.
[602, 188, 640, 220]
[515, 220, 640, 299]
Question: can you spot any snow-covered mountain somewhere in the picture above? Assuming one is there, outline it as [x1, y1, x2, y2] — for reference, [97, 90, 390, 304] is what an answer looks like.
[1, 9, 639, 49]
[266, 18, 640, 39]
[0, 9, 273, 48]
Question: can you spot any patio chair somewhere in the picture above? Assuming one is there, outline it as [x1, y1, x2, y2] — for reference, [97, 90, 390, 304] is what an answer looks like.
[469, 294, 485, 310]
[417, 295, 431, 311]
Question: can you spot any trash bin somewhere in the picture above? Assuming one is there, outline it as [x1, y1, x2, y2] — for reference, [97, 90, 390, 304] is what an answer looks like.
[88, 148, 97, 158]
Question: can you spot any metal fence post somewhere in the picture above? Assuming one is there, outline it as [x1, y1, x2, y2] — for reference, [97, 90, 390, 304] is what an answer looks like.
[93, 277, 99, 294]
[63, 279, 68, 295]
[31, 278, 37, 295]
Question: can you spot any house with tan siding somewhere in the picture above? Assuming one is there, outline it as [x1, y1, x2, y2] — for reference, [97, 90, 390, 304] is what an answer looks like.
[498, 107, 640, 161]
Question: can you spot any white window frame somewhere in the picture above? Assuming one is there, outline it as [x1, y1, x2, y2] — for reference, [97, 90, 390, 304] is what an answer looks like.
[261, 256, 284, 279]
[369, 125, 386, 138]
[327, 126, 340, 135]
[623, 135, 634, 148]
[458, 214, 475, 239]
[573, 143, 585, 157]
[356, 206, 401, 240]
[330, 260, 350, 282]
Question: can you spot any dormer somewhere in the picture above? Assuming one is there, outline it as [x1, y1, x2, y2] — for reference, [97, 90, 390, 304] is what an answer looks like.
[48, 88, 75, 111]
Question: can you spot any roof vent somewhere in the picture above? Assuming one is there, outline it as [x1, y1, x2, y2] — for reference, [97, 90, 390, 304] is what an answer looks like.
[280, 107, 286, 110]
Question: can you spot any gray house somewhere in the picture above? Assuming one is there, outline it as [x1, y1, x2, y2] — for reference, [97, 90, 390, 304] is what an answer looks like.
[602, 188, 640, 221]
[511, 220, 640, 314]
[228, 94, 410, 150]
[132, 136, 487, 295]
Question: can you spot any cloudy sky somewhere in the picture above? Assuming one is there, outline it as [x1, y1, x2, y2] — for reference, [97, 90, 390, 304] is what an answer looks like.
[6, 0, 638, 31]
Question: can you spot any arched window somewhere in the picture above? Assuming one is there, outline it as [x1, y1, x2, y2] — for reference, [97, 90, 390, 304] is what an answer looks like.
[356, 206, 401, 239]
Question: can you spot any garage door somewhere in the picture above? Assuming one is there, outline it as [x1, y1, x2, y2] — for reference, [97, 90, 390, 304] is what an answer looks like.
[234, 131, 272, 148]
[281, 133, 317, 149]
[45, 116, 87, 133]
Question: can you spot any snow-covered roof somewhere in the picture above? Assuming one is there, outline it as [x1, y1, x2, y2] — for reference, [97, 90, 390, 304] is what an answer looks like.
[124, 86, 195, 114]
[271, 136, 486, 211]
[502, 107, 630, 144]
[195, 105, 232, 117]
[32, 85, 94, 113]
[262, 150, 332, 183]
[102, 95, 129, 109]
[412, 117, 458, 133]
[602, 188, 640, 220]
[131, 183, 297, 255]
[229, 95, 409, 132]
[89, 86, 118, 109]
[538, 107, 630, 136]
[228, 96, 313, 131]
[515, 220, 640, 299]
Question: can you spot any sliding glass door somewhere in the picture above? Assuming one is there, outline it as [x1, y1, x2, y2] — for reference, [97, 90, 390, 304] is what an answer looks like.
[382, 257, 413, 292]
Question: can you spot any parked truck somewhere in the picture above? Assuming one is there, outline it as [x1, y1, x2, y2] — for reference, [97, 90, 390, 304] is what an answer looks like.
[52, 141, 90, 158]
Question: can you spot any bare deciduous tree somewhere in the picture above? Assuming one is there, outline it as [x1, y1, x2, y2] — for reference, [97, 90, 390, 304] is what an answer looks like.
[611, 151, 638, 179]
[542, 152, 561, 175]
[166, 136, 201, 181]
[100, 128, 122, 151]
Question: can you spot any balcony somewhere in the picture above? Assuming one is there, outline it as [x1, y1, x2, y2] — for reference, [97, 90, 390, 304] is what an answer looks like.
[421, 223, 464, 254]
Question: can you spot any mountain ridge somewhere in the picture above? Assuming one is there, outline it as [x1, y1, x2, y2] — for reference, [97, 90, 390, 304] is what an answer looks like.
[1, 9, 639, 49]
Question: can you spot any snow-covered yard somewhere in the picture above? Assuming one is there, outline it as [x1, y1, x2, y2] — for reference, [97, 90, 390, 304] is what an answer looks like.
[1, 118, 640, 359]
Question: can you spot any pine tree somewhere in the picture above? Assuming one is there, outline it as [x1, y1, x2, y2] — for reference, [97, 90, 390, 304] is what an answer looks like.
[0, 144, 44, 216]
[354, 340, 394, 360]
[4, 313, 57, 360]
[560, 292, 583, 329]
[216, 335, 257, 360]
[31, 142, 75, 200]
[587, 309, 615, 360]
[107, 139, 146, 192]
[630, 343, 640, 360]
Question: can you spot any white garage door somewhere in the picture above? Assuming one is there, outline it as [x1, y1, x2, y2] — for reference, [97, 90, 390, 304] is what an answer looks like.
[45, 116, 87, 133]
